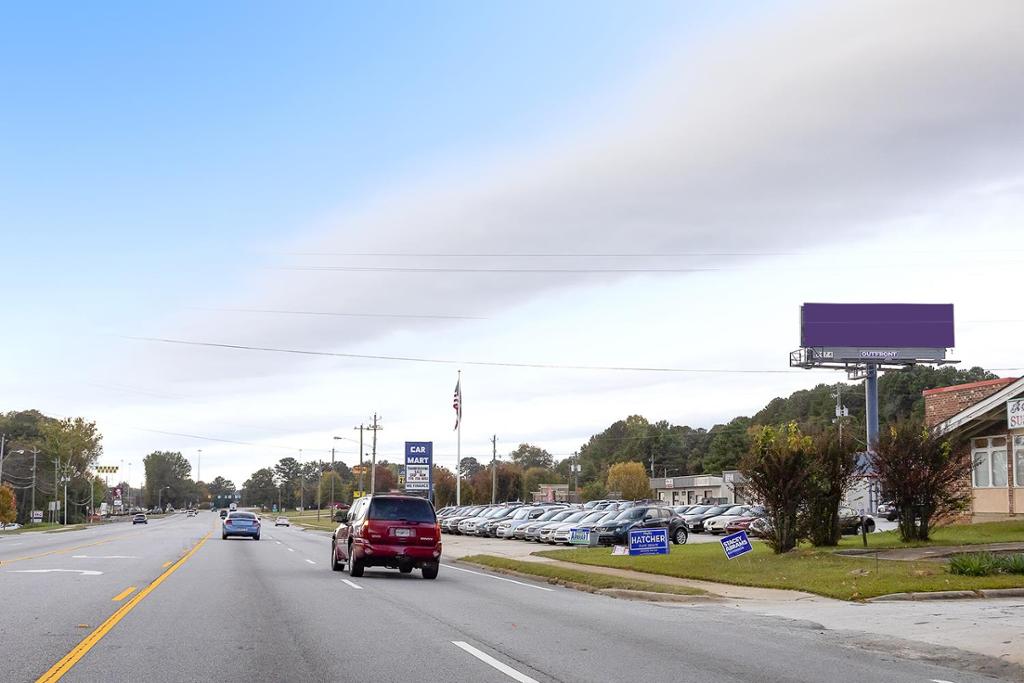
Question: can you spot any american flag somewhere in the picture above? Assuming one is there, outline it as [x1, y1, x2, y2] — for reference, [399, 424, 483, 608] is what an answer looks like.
[453, 377, 462, 430]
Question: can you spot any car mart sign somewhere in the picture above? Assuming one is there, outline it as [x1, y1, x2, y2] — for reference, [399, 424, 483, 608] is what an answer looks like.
[1008, 398, 1024, 430]
[628, 528, 669, 556]
[404, 442, 432, 493]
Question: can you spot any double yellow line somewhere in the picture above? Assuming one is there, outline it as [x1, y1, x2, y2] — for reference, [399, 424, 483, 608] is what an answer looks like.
[35, 532, 211, 683]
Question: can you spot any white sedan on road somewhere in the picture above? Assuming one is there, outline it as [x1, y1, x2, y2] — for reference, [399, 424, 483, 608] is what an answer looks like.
[274, 517, 290, 527]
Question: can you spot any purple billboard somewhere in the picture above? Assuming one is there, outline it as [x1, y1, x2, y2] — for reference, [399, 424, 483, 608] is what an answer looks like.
[801, 303, 954, 349]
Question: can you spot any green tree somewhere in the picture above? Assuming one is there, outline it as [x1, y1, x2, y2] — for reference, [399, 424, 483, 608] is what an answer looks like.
[580, 480, 606, 502]
[703, 417, 753, 474]
[521, 466, 553, 499]
[142, 451, 192, 508]
[243, 468, 277, 508]
[459, 457, 484, 478]
[508, 444, 554, 470]
[872, 419, 971, 542]
[741, 423, 814, 553]
[606, 461, 651, 500]
[318, 471, 347, 506]
[804, 427, 862, 547]
[207, 476, 236, 498]
[432, 466, 456, 508]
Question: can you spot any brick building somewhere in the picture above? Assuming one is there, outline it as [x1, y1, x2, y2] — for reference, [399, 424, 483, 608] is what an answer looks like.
[926, 377, 1024, 521]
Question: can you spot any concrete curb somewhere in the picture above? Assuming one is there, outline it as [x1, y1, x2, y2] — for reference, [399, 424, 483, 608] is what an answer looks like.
[457, 559, 719, 603]
[868, 588, 1024, 602]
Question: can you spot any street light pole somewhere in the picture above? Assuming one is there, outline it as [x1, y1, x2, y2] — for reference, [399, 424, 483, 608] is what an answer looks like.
[197, 449, 202, 483]
[158, 486, 170, 512]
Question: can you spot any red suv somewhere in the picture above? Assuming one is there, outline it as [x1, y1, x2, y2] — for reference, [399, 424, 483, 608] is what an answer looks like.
[331, 495, 442, 579]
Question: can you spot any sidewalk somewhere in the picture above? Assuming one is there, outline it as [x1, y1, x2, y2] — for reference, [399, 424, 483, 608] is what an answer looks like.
[838, 541, 1024, 562]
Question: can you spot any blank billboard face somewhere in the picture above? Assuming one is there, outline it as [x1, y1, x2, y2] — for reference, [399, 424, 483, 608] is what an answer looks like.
[800, 303, 954, 348]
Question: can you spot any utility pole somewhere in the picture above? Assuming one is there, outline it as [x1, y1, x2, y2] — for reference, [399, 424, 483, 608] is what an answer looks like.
[367, 414, 382, 494]
[298, 449, 304, 512]
[490, 434, 498, 504]
[0, 433, 5, 485]
[354, 424, 366, 495]
[330, 447, 336, 509]
[832, 386, 849, 444]
[30, 447, 38, 522]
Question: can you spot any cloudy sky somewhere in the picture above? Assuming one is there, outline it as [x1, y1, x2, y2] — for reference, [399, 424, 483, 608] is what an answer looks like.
[2, 0, 1023, 488]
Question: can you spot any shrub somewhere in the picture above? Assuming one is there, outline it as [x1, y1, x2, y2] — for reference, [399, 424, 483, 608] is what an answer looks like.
[948, 552, 1024, 576]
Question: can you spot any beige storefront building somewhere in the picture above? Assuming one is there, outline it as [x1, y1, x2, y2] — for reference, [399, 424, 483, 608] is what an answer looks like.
[927, 377, 1024, 521]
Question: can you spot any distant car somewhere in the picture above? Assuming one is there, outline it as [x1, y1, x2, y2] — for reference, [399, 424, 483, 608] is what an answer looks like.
[876, 501, 898, 521]
[682, 504, 735, 533]
[223, 511, 261, 540]
[0, 522, 22, 531]
[275, 517, 290, 527]
[839, 507, 875, 534]
[331, 494, 441, 579]
[724, 516, 762, 534]
[186, 509, 196, 517]
[704, 506, 762, 535]
[219, 509, 228, 519]
[132, 513, 148, 525]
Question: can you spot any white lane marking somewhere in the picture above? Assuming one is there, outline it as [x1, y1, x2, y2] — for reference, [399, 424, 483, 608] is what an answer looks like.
[341, 579, 362, 590]
[305, 559, 315, 565]
[275, 541, 282, 545]
[441, 564, 555, 592]
[71, 555, 138, 559]
[288, 548, 295, 552]
[452, 641, 539, 683]
[9, 569, 103, 576]
[931, 680, 957, 683]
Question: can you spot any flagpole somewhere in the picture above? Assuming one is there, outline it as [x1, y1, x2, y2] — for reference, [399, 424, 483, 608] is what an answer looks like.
[456, 369, 462, 506]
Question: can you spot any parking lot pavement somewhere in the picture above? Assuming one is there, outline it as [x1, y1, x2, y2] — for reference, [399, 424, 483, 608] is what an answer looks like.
[442, 521, 898, 561]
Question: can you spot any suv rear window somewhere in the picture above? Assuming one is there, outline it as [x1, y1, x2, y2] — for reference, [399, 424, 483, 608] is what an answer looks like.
[369, 498, 436, 523]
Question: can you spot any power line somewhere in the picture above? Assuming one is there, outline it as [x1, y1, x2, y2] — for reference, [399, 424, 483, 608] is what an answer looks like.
[122, 336, 807, 374]
[276, 266, 717, 273]
[188, 307, 487, 321]
[282, 250, 1024, 258]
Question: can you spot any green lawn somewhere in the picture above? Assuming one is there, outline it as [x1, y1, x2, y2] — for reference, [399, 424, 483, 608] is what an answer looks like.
[461, 555, 705, 596]
[271, 510, 340, 532]
[836, 519, 1024, 549]
[538, 538, 1024, 601]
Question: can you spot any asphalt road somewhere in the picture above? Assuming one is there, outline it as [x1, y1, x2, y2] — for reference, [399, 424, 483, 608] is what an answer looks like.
[0, 513, 1011, 683]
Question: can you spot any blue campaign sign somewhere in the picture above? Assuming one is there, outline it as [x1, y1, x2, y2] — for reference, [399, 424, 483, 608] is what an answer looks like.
[628, 528, 669, 556]
[720, 530, 753, 559]
[404, 442, 433, 493]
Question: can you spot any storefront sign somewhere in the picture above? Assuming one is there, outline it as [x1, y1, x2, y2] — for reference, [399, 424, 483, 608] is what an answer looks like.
[1008, 398, 1024, 430]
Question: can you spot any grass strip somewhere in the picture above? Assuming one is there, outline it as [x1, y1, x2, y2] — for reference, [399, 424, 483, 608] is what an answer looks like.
[537, 542, 1024, 600]
[835, 520, 1024, 549]
[460, 554, 706, 596]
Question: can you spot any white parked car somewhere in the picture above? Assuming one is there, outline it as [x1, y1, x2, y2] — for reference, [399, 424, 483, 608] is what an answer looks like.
[0, 522, 22, 531]
[703, 505, 758, 534]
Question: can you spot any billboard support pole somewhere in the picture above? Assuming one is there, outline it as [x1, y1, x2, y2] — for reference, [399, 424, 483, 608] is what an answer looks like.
[865, 364, 879, 453]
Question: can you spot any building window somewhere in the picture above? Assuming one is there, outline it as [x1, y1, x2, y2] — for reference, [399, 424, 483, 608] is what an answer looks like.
[972, 436, 1007, 488]
[1015, 436, 1024, 487]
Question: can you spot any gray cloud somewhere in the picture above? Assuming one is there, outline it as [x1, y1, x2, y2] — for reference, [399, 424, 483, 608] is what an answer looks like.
[148, 0, 1024, 380]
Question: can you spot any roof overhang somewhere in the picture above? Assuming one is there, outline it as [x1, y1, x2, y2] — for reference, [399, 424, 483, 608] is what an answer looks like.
[935, 377, 1024, 435]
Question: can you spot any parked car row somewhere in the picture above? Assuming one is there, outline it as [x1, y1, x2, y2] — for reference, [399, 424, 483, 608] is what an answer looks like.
[438, 500, 691, 546]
